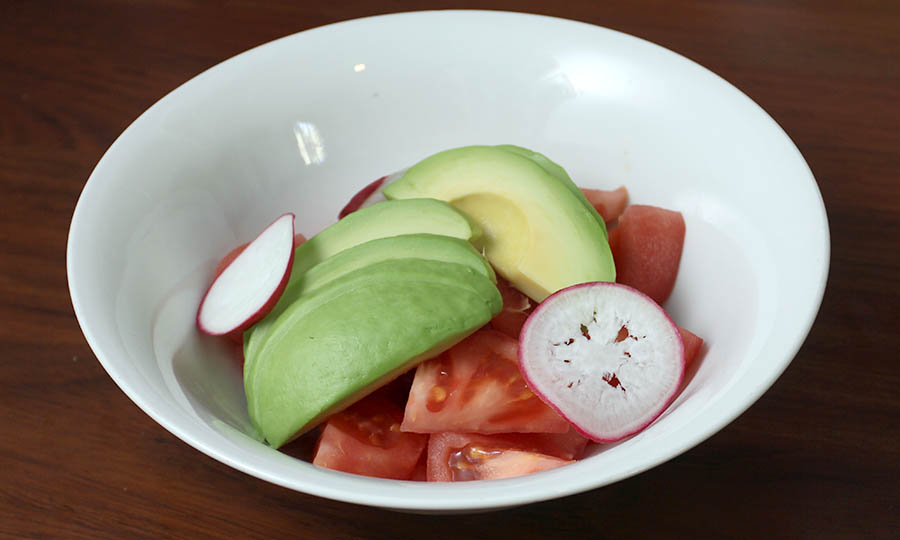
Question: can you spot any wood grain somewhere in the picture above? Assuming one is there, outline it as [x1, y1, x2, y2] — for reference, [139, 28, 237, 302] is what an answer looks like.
[2, 1, 898, 538]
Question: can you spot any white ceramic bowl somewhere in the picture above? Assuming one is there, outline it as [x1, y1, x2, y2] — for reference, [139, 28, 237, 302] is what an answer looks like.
[67, 11, 829, 512]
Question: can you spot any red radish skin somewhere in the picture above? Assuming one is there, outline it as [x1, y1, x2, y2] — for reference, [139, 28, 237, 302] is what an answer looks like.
[196, 213, 296, 336]
[214, 243, 247, 278]
[518, 282, 685, 443]
[337, 169, 408, 219]
[580, 186, 629, 223]
[608, 205, 686, 305]
[338, 176, 386, 219]
[225, 330, 244, 347]
[215, 232, 306, 344]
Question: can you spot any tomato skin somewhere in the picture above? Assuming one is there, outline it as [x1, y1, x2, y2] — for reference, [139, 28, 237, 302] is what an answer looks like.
[426, 432, 577, 482]
[678, 326, 704, 368]
[312, 392, 427, 480]
[609, 204, 685, 305]
[402, 329, 571, 434]
[580, 186, 629, 223]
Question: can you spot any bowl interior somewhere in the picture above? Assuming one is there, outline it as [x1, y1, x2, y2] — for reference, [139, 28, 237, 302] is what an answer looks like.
[68, 11, 828, 511]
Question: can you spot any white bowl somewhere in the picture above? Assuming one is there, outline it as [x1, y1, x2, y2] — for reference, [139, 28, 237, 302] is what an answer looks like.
[67, 11, 829, 512]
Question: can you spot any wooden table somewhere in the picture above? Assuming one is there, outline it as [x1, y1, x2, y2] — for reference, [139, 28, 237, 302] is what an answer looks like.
[3, 1, 898, 538]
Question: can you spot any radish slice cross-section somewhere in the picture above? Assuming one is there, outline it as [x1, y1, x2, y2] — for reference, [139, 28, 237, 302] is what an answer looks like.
[518, 282, 684, 442]
[337, 169, 407, 219]
[197, 213, 296, 336]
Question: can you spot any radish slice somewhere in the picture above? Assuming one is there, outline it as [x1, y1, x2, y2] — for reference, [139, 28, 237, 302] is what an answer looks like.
[337, 169, 407, 219]
[518, 282, 684, 442]
[213, 233, 304, 281]
[197, 213, 296, 336]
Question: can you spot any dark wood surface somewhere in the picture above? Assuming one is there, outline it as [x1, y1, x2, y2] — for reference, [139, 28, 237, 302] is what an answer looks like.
[2, 1, 898, 538]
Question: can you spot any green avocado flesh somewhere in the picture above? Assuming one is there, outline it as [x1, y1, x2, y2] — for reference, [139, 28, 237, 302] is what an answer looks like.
[243, 233, 495, 366]
[246, 258, 501, 448]
[244, 198, 481, 372]
[382, 145, 616, 302]
[288, 198, 481, 282]
[494, 144, 608, 237]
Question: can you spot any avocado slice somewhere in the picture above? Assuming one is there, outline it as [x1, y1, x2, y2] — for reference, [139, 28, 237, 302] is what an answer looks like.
[494, 144, 608, 238]
[288, 198, 481, 282]
[292, 233, 496, 292]
[245, 255, 500, 401]
[382, 145, 615, 302]
[243, 198, 483, 367]
[246, 258, 501, 447]
[243, 233, 495, 369]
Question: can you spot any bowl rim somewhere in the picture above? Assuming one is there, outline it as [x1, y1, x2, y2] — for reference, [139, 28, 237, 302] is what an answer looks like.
[67, 9, 830, 511]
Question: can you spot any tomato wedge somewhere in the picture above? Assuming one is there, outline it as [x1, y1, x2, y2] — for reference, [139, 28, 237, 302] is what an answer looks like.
[426, 432, 577, 482]
[312, 392, 427, 480]
[580, 186, 629, 223]
[488, 277, 535, 339]
[678, 326, 704, 368]
[402, 329, 571, 434]
[506, 429, 590, 461]
[608, 204, 685, 305]
[410, 450, 428, 481]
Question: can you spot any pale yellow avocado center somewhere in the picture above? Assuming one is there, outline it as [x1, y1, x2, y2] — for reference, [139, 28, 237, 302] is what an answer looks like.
[382, 146, 615, 301]
[451, 193, 528, 273]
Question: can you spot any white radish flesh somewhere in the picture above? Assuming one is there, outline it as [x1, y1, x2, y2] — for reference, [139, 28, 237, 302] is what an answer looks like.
[518, 282, 684, 442]
[197, 213, 295, 336]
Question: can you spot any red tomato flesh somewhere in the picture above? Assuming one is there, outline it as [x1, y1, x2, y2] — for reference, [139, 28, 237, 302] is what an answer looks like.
[313, 392, 427, 480]
[580, 186, 629, 223]
[426, 432, 576, 482]
[678, 326, 704, 368]
[510, 429, 590, 461]
[402, 329, 572, 434]
[410, 450, 428, 481]
[609, 204, 685, 305]
[488, 277, 535, 339]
